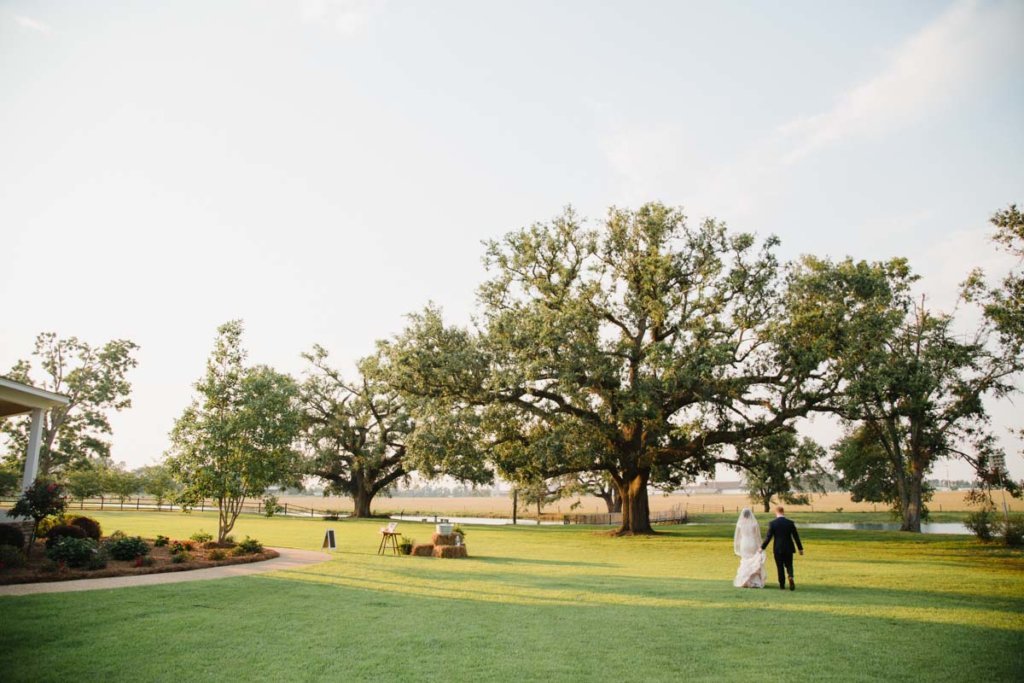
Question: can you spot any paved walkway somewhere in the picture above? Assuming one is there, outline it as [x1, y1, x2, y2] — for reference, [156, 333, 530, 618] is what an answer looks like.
[0, 547, 332, 597]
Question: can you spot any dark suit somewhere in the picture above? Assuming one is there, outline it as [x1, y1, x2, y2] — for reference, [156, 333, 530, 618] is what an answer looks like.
[761, 516, 803, 588]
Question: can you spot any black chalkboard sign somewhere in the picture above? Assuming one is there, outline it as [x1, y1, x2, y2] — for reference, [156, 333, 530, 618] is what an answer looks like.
[323, 529, 336, 550]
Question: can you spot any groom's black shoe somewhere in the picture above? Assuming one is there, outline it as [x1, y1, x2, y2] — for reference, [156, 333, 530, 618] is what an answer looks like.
[789, 577, 795, 591]
[779, 583, 785, 590]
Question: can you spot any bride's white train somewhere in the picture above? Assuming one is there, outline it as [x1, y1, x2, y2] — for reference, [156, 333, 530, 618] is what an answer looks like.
[733, 508, 767, 588]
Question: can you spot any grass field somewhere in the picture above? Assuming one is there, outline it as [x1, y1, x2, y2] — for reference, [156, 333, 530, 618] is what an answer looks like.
[2, 510, 1022, 682]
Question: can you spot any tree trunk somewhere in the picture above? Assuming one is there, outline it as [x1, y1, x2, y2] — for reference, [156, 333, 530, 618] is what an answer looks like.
[512, 488, 518, 525]
[618, 469, 654, 535]
[351, 487, 373, 518]
[901, 473, 923, 532]
[762, 496, 771, 513]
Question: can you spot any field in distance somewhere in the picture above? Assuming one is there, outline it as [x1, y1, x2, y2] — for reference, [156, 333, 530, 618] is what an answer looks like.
[274, 490, 1023, 517]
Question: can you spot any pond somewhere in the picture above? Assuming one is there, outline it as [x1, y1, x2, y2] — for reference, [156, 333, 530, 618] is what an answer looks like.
[799, 521, 971, 535]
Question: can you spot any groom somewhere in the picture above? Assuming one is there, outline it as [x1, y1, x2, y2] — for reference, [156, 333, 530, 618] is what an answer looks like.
[761, 505, 803, 590]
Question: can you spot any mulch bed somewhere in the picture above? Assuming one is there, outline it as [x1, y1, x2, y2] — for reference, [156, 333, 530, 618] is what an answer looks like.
[0, 539, 278, 586]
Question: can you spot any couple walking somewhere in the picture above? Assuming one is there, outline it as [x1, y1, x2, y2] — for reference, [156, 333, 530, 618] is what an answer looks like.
[733, 506, 803, 590]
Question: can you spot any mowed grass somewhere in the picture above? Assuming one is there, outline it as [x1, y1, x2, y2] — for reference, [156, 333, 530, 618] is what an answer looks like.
[2, 512, 1022, 682]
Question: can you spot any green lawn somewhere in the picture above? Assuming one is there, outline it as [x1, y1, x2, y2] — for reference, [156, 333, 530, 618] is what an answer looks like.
[2, 511, 1022, 682]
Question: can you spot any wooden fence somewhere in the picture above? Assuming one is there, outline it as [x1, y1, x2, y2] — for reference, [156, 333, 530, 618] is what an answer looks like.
[0, 496, 337, 518]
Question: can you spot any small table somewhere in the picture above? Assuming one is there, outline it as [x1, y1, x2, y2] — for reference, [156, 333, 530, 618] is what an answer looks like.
[377, 531, 400, 555]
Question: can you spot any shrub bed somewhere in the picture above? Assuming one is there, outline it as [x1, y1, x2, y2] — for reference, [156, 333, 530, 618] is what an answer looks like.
[0, 535, 278, 585]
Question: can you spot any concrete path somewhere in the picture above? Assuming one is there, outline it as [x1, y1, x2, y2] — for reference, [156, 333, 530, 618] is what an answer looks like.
[0, 547, 332, 597]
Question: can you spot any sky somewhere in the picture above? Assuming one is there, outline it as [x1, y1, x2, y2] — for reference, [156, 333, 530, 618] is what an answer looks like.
[1, 0, 1022, 480]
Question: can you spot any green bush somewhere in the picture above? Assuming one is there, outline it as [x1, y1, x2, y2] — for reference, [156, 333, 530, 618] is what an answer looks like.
[108, 530, 127, 541]
[263, 495, 282, 517]
[189, 531, 213, 543]
[208, 549, 226, 561]
[170, 551, 190, 563]
[45, 524, 87, 549]
[154, 534, 169, 547]
[398, 536, 414, 555]
[46, 537, 100, 568]
[1002, 515, 1024, 547]
[0, 524, 25, 550]
[69, 516, 102, 540]
[0, 544, 27, 570]
[233, 536, 263, 555]
[965, 508, 997, 542]
[105, 535, 150, 561]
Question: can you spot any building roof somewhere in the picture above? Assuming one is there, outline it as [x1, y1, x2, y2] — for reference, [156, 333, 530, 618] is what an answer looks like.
[0, 377, 70, 418]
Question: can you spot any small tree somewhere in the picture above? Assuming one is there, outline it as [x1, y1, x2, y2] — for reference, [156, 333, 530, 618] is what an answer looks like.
[137, 464, 178, 508]
[64, 467, 105, 502]
[103, 465, 141, 504]
[735, 431, 826, 512]
[166, 321, 302, 542]
[10, 479, 67, 555]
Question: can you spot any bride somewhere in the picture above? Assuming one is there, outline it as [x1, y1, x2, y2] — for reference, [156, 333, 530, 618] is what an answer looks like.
[733, 508, 767, 588]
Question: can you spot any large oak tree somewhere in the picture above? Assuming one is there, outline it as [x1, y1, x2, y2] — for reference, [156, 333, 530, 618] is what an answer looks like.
[384, 203, 881, 534]
[801, 257, 1021, 531]
[300, 346, 412, 517]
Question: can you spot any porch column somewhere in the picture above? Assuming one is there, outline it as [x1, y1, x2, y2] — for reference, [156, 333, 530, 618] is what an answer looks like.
[21, 408, 45, 490]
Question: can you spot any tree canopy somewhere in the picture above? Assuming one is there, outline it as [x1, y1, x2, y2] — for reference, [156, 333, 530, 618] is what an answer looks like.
[384, 203, 887, 533]
[1, 333, 138, 475]
[734, 430, 826, 513]
[166, 321, 302, 541]
[300, 346, 412, 517]
[802, 256, 1022, 531]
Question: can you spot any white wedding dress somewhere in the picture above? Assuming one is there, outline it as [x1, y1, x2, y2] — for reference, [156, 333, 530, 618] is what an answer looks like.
[733, 509, 767, 588]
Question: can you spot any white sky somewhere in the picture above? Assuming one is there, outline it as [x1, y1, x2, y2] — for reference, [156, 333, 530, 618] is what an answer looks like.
[2, 0, 1022, 479]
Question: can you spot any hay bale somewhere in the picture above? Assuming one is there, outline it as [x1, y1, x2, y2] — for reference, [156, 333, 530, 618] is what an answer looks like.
[411, 544, 434, 557]
[432, 544, 468, 559]
[431, 533, 458, 546]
